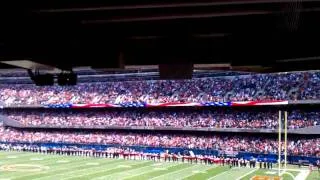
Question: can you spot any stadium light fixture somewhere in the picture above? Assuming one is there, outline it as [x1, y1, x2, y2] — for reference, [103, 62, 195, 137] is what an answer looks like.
[0, 60, 57, 70]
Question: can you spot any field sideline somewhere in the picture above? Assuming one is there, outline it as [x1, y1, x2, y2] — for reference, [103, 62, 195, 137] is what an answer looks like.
[0, 151, 318, 180]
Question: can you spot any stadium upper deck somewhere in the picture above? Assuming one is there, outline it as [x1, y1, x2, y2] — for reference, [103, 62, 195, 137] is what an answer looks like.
[0, 71, 318, 107]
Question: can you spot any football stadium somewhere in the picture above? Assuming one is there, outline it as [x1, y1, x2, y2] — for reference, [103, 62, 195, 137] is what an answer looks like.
[0, 1, 320, 180]
[0, 71, 319, 180]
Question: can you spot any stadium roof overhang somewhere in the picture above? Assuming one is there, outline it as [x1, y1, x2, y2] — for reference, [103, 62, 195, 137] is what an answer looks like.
[0, 0, 320, 72]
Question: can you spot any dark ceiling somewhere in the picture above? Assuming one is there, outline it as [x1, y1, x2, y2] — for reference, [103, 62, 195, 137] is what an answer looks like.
[0, 0, 320, 71]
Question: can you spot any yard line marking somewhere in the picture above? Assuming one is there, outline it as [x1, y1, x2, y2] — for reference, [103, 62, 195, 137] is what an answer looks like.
[0, 153, 40, 161]
[152, 163, 163, 166]
[31, 159, 122, 180]
[64, 161, 149, 180]
[93, 162, 155, 180]
[89, 161, 152, 180]
[117, 164, 132, 168]
[0, 156, 45, 165]
[0, 151, 26, 156]
[12, 158, 116, 180]
[0, 157, 90, 179]
[86, 162, 100, 166]
[122, 163, 181, 179]
[173, 165, 216, 180]
[181, 166, 218, 179]
[6, 156, 17, 159]
[206, 168, 235, 180]
[235, 168, 258, 180]
[294, 169, 309, 180]
[56, 160, 70, 163]
[149, 164, 196, 180]
[0, 154, 68, 172]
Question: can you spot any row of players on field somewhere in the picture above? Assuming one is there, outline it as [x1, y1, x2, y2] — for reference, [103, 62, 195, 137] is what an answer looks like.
[0, 144, 294, 169]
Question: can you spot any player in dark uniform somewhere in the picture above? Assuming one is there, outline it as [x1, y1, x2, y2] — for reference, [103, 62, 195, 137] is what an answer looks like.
[229, 158, 233, 168]
[259, 160, 262, 169]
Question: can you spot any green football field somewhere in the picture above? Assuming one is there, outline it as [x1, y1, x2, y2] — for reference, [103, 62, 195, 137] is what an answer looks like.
[0, 151, 318, 180]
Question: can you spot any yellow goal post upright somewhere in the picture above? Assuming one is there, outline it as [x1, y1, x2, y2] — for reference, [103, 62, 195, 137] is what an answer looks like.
[278, 110, 282, 176]
[278, 110, 288, 177]
[284, 111, 288, 171]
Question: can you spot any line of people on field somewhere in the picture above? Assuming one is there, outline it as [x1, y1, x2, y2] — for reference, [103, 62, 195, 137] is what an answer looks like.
[2, 143, 318, 168]
[0, 126, 319, 157]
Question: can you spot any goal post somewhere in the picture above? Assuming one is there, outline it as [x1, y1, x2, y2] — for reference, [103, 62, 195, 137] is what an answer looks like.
[278, 110, 288, 177]
[284, 111, 288, 171]
[278, 110, 282, 176]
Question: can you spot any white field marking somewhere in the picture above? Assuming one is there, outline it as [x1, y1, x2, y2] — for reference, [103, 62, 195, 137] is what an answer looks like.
[5, 155, 84, 167]
[192, 170, 208, 174]
[89, 161, 154, 180]
[152, 163, 163, 166]
[62, 161, 148, 180]
[122, 163, 181, 180]
[0, 151, 27, 155]
[11, 158, 115, 180]
[86, 162, 100, 166]
[117, 164, 132, 168]
[278, 168, 306, 172]
[1, 152, 35, 157]
[276, 168, 308, 180]
[206, 168, 236, 180]
[266, 171, 277, 175]
[92, 162, 159, 180]
[149, 164, 197, 180]
[23, 156, 79, 167]
[0, 156, 76, 178]
[31, 159, 123, 180]
[0, 155, 60, 169]
[0, 164, 49, 172]
[0, 178, 11, 180]
[172, 165, 216, 180]
[30, 158, 44, 161]
[235, 168, 258, 180]
[153, 167, 168, 170]
[6, 156, 17, 159]
[56, 160, 70, 163]
[294, 169, 309, 180]
[280, 171, 295, 180]
[0, 156, 88, 179]
[1, 153, 48, 162]
[0, 156, 86, 179]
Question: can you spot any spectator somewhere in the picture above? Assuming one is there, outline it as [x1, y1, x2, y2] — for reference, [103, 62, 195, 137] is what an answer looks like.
[3, 109, 319, 129]
[0, 71, 318, 106]
[0, 126, 318, 157]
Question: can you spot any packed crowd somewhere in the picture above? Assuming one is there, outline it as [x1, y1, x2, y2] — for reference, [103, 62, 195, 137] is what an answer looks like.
[0, 126, 319, 157]
[0, 71, 319, 106]
[4, 109, 319, 129]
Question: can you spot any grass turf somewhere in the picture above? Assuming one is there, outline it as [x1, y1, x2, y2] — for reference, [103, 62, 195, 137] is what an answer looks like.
[306, 170, 320, 180]
[240, 169, 299, 180]
[0, 151, 313, 180]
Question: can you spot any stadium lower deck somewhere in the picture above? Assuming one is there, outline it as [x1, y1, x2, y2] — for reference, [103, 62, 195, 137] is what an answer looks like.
[0, 151, 318, 180]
